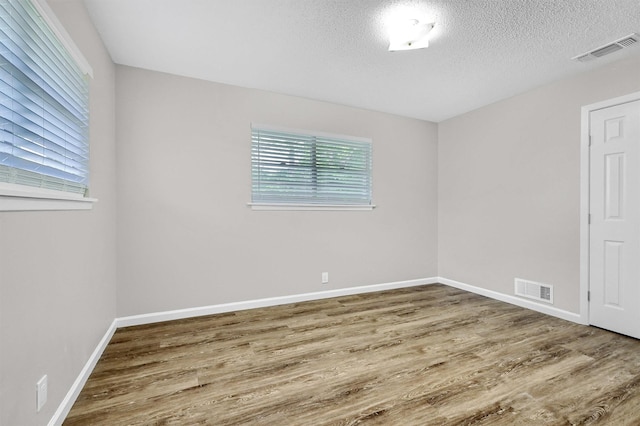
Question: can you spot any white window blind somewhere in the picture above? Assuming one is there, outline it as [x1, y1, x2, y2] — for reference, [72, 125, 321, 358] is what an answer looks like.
[0, 0, 89, 195]
[251, 126, 372, 206]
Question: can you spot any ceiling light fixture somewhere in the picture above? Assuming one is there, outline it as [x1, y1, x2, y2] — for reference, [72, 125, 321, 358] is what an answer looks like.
[388, 19, 435, 51]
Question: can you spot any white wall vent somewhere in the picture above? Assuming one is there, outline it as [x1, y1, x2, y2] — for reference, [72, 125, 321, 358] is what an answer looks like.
[572, 33, 639, 62]
[515, 278, 553, 304]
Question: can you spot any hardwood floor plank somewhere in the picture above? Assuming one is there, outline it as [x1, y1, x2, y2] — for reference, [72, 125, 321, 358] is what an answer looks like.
[64, 284, 640, 425]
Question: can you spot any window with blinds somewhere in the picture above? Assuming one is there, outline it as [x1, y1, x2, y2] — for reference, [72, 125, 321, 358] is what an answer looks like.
[0, 0, 90, 195]
[251, 126, 373, 207]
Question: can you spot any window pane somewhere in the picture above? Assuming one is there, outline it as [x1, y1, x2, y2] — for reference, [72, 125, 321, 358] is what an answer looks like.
[0, 0, 89, 195]
[252, 127, 372, 205]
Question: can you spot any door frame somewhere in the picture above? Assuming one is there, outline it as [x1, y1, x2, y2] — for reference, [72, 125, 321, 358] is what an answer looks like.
[580, 90, 640, 326]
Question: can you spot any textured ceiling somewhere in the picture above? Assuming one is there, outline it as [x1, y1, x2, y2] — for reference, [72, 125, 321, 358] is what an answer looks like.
[82, 0, 640, 122]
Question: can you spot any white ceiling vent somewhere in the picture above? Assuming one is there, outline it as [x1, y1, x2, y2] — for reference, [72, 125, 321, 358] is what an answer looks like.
[515, 278, 553, 304]
[572, 33, 639, 62]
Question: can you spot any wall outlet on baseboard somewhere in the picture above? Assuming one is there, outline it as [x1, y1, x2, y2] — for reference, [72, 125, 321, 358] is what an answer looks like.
[322, 272, 329, 284]
[36, 375, 47, 412]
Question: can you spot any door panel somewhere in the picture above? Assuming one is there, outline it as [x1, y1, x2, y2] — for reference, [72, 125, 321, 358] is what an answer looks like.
[603, 240, 622, 307]
[590, 100, 640, 338]
[604, 153, 624, 220]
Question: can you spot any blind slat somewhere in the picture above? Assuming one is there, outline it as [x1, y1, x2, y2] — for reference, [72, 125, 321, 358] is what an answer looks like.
[0, 0, 89, 195]
[252, 126, 372, 205]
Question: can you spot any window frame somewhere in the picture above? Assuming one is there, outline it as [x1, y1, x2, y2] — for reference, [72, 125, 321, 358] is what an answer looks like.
[0, 0, 95, 212]
[249, 124, 375, 211]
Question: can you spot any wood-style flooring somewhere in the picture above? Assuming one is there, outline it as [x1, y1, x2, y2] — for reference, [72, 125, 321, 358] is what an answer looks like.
[64, 284, 640, 425]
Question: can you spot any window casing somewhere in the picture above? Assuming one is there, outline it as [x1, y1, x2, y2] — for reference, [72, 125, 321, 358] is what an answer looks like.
[0, 0, 93, 211]
[251, 125, 373, 210]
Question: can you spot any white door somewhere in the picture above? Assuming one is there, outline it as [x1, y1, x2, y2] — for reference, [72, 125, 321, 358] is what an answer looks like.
[589, 99, 640, 339]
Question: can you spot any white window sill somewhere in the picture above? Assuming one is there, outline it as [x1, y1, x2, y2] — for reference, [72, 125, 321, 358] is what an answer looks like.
[0, 184, 97, 212]
[248, 203, 376, 211]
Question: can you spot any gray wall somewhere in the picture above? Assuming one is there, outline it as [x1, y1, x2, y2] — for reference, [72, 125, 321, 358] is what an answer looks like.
[0, 2, 117, 425]
[115, 65, 439, 317]
[438, 56, 640, 314]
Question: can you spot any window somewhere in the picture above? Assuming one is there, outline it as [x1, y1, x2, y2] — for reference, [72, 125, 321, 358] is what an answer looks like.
[0, 0, 93, 210]
[251, 125, 374, 210]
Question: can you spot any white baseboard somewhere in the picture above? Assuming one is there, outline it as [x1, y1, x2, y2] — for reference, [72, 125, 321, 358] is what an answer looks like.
[115, 277, 584, 328]
[116, 277, 439, 328]
[48, 319, 118, 426]
[438, 277, 584, 324]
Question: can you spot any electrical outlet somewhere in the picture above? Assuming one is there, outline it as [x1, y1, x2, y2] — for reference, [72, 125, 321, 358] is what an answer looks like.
[36, 375, 47, 412]
[322, 272, 329, 284]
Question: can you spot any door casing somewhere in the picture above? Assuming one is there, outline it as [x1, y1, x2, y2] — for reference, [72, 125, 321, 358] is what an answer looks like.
[580, 91, 640, 326]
